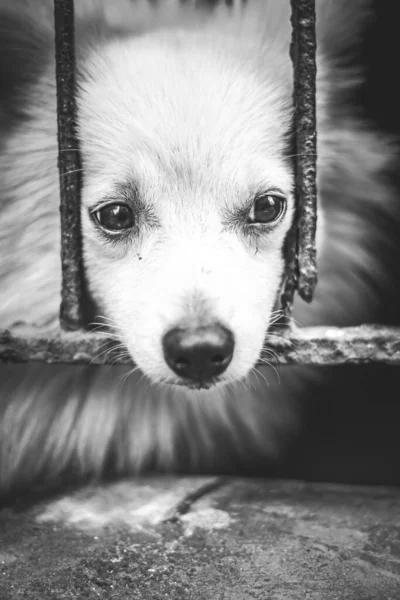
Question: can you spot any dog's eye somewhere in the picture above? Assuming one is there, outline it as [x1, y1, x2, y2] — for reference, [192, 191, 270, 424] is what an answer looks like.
[94, 203, 135, 232]
[247, 194, 286, 225]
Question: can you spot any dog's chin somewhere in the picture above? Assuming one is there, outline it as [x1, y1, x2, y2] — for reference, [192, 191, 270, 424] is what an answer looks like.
[160, 376, 231, 392]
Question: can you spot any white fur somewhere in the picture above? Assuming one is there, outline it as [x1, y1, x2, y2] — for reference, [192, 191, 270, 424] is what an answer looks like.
[0, 0, 397, 497]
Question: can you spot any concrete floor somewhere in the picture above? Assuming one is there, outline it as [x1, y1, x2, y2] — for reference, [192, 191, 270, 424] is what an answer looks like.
[1, 477, 400, 599]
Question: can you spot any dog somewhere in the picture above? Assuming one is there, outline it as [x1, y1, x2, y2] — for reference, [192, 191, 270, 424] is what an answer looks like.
[0, 0, 398, 500]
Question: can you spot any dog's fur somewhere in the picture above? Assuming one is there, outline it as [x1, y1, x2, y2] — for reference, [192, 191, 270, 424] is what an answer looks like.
[0, 0, 398, 499]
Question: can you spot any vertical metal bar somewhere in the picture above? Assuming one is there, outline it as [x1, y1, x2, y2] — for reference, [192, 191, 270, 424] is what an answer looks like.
[280, 218, 299, 318]
[54, 0, 85, 330]
[290, 0, 318, 304]
[282, 0, 318, 315]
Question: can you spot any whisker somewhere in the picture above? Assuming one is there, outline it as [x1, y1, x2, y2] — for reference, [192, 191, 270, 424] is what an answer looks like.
[119, 364, 141, 387]
[58, 168, 84, 180]
[252, 367, 270, 388]
[265, 329, 299, 351]
[257, 359, 281, 384]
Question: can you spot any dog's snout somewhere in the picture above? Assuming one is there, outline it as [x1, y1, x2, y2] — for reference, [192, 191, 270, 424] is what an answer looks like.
[162, 324, 234, 384]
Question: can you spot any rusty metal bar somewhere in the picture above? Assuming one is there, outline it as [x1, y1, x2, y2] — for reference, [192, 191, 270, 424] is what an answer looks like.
[2, 325, 400, 366]
[280, 220, 299, 319]
[291, 0, 318, 301]
[54, 0, 85, 331]
[283, 0, 318, 311]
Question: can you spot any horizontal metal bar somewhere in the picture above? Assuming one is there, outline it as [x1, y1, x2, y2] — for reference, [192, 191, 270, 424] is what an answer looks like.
[54, 0, 85, 331]
[1, 325, 400, 366]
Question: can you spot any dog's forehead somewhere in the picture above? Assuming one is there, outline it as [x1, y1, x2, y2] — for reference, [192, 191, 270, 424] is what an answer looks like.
[78, 31, 293, 187]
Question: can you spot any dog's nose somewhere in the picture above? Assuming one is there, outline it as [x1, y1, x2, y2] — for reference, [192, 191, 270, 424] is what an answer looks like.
[162, 324, 234, 384]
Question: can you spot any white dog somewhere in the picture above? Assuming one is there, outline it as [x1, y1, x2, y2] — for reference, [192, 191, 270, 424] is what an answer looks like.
[0, 0, 397, 498]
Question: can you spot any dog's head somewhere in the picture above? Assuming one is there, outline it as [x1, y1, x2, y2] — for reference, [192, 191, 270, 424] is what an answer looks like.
[79, 22, 294, 390]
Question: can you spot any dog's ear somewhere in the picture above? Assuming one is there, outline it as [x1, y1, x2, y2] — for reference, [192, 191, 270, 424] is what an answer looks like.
[0, 1, 53, 125]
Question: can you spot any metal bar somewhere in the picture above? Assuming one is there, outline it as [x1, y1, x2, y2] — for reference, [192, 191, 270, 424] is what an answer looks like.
[280, 220, 299, 319]
[287, 0, 318, 306]
[2, 325, 400, 366]
[54, 0, 85, 330]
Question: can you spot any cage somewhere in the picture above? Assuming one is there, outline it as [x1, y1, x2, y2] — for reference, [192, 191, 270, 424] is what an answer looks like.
[1, 0, 400, 367]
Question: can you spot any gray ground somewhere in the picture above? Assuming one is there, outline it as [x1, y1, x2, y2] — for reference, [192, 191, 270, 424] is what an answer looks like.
[1, 478, 400, 599]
